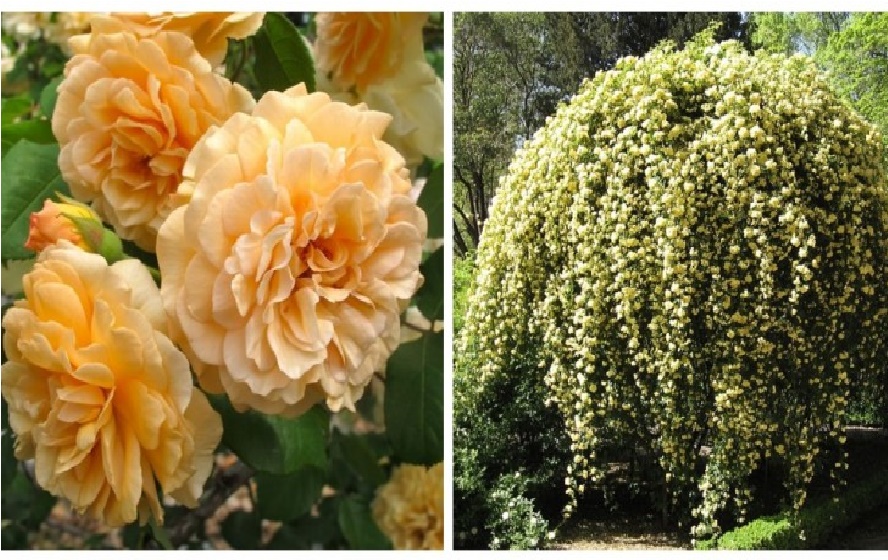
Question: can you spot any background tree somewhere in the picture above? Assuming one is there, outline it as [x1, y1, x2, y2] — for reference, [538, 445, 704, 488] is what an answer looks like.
[750, 12, 887, 157]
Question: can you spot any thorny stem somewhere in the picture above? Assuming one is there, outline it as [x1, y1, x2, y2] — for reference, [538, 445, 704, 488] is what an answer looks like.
[164, 460, 254, 549]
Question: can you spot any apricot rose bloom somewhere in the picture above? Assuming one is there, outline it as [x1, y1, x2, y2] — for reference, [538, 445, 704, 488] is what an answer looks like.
[353, 60, 444, 167]
[315, 12, 428, 91]
[372, 462, 444, 550]
[157, 84, 427, 417]
[52, 29, 254, 250]
[0, 243, 222, 527]
[77, 13, 265, 67]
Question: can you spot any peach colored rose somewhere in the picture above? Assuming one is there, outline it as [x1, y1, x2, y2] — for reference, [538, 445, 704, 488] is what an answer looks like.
[25, 198, 99, 253]
[1, 243, 222, 527]
[315, 12, 428, 91]
[372, 462, 444, 550]
[52, 29, 254, 250]
[358, 60, 444, 167]
[157, 84, 427, 417]
[72, 13, 264, 67]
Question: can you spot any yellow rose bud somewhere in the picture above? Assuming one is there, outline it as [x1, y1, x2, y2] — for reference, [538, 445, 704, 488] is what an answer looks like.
[26, 195, 125, 263]
[25, 197, 97, 253]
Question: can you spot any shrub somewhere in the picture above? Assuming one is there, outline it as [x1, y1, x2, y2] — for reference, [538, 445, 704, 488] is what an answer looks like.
[453, 349, 570, 549]
[458, 25, 888, 540]
[485, 472, 551, 550]
[698, 467, 888, 549]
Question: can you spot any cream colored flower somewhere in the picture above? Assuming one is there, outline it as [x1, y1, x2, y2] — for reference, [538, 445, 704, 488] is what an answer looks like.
[52, 29, 254, 250]
[2, 12, 43, 41]
[372, 462, 444, 550]
[1, 12, 93, 54]
[157, 84, 427, 417]
[315, 12, 428, 91]
[0, 243, 222, 527]
[1, 42, 14, 75]
[74, 13, 264, 67]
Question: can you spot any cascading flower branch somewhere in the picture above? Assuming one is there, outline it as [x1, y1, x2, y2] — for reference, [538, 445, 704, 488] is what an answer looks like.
[460, 28, 888, 539]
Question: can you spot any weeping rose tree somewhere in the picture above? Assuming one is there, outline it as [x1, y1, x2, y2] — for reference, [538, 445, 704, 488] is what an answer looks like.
[457, 28, 888, 540]
[1, 11, 444, 550]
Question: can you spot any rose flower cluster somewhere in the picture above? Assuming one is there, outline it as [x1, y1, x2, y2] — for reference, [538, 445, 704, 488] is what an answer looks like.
[1, 11, 431, 538]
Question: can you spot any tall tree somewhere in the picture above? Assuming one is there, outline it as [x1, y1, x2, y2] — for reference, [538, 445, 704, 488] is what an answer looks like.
[750, 12, 849, 55]
[750, 12, 887, 155]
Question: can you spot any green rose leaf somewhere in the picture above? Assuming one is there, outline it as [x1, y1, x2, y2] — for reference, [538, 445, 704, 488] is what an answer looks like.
[252, 12, 316, 94]
[38, 76, 63, 119]
[221, 510, 262, 550]
[330, 430, 387, 490]
[1, 466, 56, 531]
[256, 466, 325, 522]
[1, 118, 55, 158]
[1, 95, 32, 125]
[384, 330, 444, 465]
[1, 141, 70, 261]
[338, 495, 392, 550]
[417, 246, 444, 321]
[208, 394, 328, 474]
[264, 524, 310, 549]
[417, 162, 444, 238]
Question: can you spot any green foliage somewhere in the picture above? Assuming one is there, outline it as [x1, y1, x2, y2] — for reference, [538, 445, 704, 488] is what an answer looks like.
[252, 13, 316, 95]
[1, 32, 68, 101]
[1, 117, 55, 157]
[2, 400, 16, 492]
[38, 76, 62, 118]
[459, 26, 888, 543]
[338, 495, 393, 550]
[485, 472, 551, 550]
[222, 510, 262, 549]
[454, 345, 570, 549]
[418, 162, 444, 238]
[384, 330, 444, 466]
[817, 13, 888, 157]
[750, 12, 887, 160]
[209, 395, 329, 474]
[1, 94, 32, 124]
[0, 140, 70, 261]
[1, 468, 57, 549]
[698, 468, 888, 549]
[0, 11, 443, 551]
[453, 254, 476, 335]
[417, 247, 444, 321]
[255, 467, 325, 522]
[750, 13, 847, 55]
[329, 430, 387, 490]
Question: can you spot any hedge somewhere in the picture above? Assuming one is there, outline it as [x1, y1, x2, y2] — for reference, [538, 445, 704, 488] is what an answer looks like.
[696, 467, 888, 549]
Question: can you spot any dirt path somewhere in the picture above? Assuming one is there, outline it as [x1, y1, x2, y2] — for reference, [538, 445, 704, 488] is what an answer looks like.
[825, 502, 888, 550]
[548, 516, 690, 550]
